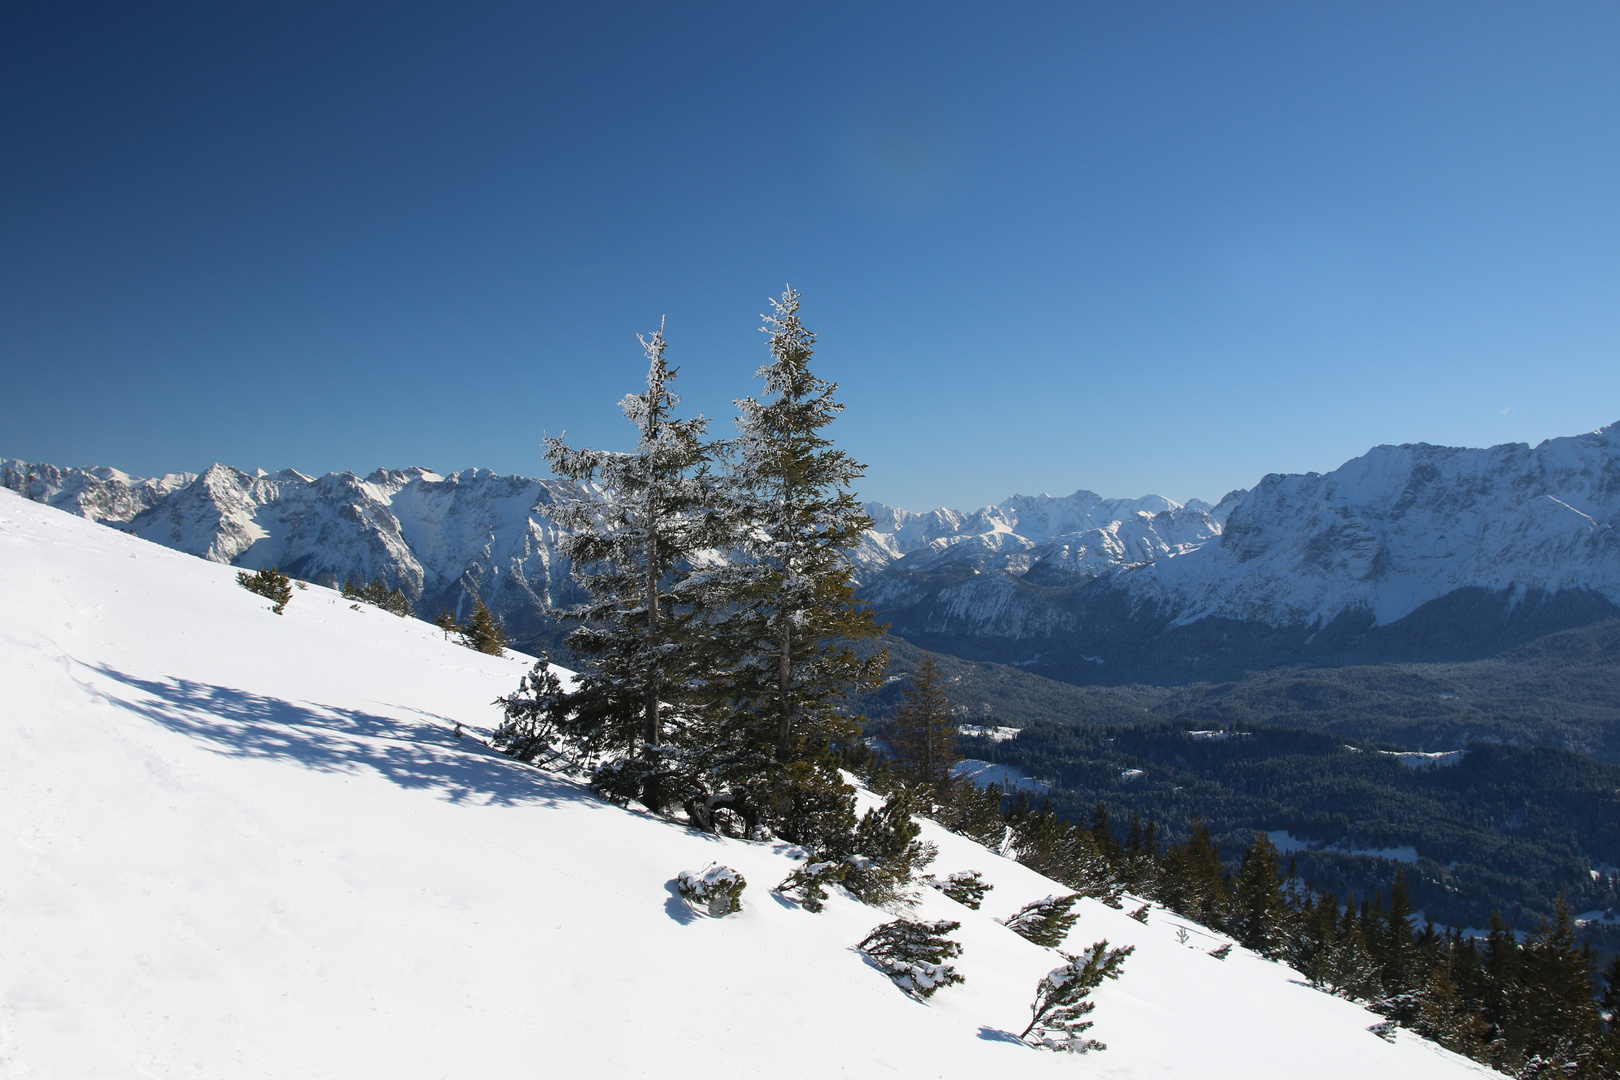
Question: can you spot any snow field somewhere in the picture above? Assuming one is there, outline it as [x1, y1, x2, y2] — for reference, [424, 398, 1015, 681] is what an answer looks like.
[0, 491, 1496, 1078]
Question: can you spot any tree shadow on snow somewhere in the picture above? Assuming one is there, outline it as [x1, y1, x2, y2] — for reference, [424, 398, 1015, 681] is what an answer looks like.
[976, 1027, 1027, 1046]
[85, 662, 590, 809]
[663, 879, 700, 925]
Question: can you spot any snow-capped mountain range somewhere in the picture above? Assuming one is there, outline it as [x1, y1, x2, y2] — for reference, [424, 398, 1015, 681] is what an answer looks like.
[7, 419, 1619, 679]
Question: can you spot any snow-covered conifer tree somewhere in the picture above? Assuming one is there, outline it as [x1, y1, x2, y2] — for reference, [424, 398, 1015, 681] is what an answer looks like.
[1019, 940, 1134, 1052]
[857, 919, 965, 999]
[539, 321, 721, 812]
[709, 288, 885, 759]
[1001, 894, 1083, 949]
[925, 870, 992, 910]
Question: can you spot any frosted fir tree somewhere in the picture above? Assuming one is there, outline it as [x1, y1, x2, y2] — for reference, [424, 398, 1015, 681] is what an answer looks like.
[857, 919, 965, 999]
[887, 653, 961, 789]
[539, 320, 723, 813]
[1001, 894, 1083, 949]
[701, 288, 886, 779]
[1019, 940, 1134, 1052]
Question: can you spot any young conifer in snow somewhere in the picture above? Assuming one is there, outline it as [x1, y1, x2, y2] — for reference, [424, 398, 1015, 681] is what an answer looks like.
[857, 919, 965, 999]
[776, 859, 848, 913]
[1002, 894, 1083, 949]
[541, 321, 721, 813]
[237, 567, 292, 614]
[833, 790, 937, 907]
[342, 576, 413, 617]
[491, 657, 570, 764]
[925, 870, 992, 910]
[888, 653, 961, 789]
[1019, 940, 1134, 1052]
[697, 288, 884, 837]
[459, 597, 509, 656]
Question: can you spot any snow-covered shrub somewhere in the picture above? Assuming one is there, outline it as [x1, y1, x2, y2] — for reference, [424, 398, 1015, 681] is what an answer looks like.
[925, 870, 991, 910]
[1019, 939, 1135, 1052]
[237, 567, 292, 615]
[1002, 894, 1082, 949]
[1208, 944, 1233, 961]
[777, 860, 848, 913]
[676, 865, 747, 917]
[856, 919, 964, 1000]
[1128, 904, 1150, 923]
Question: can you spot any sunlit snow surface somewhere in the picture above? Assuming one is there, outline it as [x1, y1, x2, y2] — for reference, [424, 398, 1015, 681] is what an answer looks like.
[0, 490, 1497, 1079]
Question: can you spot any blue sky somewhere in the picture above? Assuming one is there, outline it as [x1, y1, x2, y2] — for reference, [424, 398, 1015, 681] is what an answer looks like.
[3, 2, 1617, 510]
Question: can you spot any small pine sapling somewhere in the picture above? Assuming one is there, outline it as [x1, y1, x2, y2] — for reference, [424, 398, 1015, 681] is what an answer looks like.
[491, 658, 569, 763]
[1002, 894, 1083, 949]
[1175, 927, 1190, 945]
[459, 598, 509, 656]
[1019, 940, 1135, 1052]
[1368, 1020, 1398, 1043]
[856, 919, 964, 1000]
[435, 609, 457, 639]
[237, 567, 292, 614]
[925, 870, 992, 910]
[1128, 904, 1150, 924]
[1208, 943, 1233, 961]
[776, 860, 848, 913]
[676, 865, 747, 917]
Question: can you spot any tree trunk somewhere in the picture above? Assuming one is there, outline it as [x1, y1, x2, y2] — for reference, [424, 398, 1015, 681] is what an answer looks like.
[777, 623, 793, 759]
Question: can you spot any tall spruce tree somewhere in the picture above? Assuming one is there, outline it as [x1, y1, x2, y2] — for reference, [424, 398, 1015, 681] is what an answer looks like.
[685, 288, 886, 842]
[539, 320, 720, 811]
[888, 653, 961, 788]
[1232, 830, 1285, 956]
[711, 287, 886, 764]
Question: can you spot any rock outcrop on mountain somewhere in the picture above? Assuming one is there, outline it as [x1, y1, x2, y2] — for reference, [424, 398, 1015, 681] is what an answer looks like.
[7, 420, 1619, 681]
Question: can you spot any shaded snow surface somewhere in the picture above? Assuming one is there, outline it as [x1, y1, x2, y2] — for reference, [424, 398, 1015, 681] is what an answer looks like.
[0, 490, 1497, 1079]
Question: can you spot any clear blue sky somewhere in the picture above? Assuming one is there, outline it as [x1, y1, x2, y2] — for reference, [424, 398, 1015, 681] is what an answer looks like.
[4, 2, 1617, 510]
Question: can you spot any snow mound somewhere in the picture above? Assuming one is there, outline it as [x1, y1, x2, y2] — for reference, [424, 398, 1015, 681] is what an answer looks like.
[0, 490, 1495, 1079]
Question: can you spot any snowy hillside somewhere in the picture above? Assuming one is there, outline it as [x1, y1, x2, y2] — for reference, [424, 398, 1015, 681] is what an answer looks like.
[0, 489, 1495, 1078]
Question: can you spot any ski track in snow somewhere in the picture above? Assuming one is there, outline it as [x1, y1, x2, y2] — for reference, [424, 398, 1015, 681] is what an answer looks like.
[0, 490, 1498, 1079]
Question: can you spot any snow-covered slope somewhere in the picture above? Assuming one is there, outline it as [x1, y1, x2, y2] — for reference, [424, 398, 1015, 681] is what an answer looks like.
[0, 489, 1494, 1079]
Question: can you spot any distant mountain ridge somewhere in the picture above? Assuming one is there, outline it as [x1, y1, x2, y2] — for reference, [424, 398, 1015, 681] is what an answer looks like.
[7, 419, 1620, 681]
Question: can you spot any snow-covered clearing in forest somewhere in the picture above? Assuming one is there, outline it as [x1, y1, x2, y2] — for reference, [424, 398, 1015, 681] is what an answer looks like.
[0, 490, 1498, 1079]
